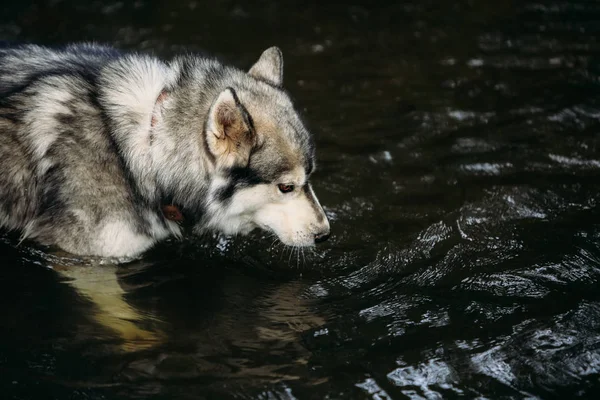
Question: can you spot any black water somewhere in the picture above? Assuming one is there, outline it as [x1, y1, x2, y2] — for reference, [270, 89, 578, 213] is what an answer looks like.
[2, 0, 600, 398]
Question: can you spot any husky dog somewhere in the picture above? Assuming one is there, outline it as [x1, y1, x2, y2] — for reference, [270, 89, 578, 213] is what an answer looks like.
[0, 43, 330, 257]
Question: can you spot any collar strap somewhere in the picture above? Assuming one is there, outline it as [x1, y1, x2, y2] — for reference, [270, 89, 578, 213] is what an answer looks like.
[162, 204, 184, 222]
[152, 90, 183, 222]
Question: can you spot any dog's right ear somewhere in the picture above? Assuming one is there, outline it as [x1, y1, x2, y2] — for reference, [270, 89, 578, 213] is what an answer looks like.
[205, 87, 255, 167]
[248, 47, 283, 87]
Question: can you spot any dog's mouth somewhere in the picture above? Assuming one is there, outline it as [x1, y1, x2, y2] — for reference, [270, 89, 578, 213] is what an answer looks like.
[255, 225, 317, 247]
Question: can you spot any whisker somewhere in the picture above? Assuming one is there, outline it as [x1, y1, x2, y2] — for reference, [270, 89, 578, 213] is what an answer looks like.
[288, 244, 294, 265]
[268, 235, 279, 250]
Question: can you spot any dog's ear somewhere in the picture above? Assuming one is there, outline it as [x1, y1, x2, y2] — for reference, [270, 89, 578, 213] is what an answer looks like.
[248, 46, 283, 87]
[205, 87, 255, 167]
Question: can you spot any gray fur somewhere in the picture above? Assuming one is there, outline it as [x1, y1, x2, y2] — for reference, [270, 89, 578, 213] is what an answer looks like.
[0, 43, 329, 257]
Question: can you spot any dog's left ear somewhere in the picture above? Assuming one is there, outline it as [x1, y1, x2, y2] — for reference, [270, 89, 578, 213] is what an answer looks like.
[248, 46, 283, 87]
[205, 87, 255, 167]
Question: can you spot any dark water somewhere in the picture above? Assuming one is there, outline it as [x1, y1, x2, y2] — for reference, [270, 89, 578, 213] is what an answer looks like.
[2, 0, 600, 398]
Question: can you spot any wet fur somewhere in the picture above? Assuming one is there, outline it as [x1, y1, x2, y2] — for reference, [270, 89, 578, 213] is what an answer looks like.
[0, 43, 329, 257]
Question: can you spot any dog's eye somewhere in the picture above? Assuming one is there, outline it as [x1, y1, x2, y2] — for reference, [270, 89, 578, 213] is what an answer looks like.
[277, 183, 295, 193]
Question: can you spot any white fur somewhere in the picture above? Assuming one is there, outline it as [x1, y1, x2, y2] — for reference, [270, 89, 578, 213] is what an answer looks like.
[23, 78, 73, 166]
[144, 210, 182, 240]
[95, 219, 155, 258]
[253, 187, 329, 246]
[205, 167, 328, 246]
[99, 56, 179, 200]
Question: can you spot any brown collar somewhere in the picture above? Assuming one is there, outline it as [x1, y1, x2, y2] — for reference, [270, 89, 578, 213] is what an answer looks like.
[162, 204, 184, 222]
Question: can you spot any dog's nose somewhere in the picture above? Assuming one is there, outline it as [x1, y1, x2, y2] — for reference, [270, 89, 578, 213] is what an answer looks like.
[314, 231, 330, 244]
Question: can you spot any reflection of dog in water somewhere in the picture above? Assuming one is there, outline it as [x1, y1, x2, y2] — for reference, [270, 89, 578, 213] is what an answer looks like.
[55, 261, 164, 352]
[0, 43, 329, 257]
[55, 255, 325, 373]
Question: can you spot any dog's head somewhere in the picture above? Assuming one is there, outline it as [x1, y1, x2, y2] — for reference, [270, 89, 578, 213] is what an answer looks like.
[200, 47, 330, 246]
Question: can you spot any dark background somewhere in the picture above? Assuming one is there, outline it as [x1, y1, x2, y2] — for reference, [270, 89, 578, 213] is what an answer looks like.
[2, 1, 600, 399]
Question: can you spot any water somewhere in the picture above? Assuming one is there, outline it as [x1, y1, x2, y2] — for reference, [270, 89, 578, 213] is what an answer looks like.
[1, 0, 600, 398]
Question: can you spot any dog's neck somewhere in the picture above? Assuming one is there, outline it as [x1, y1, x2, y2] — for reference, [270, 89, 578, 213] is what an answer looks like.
[150, 90, 169, 130]
[100, 57, 220, 228]
[151, 90, 185, 222]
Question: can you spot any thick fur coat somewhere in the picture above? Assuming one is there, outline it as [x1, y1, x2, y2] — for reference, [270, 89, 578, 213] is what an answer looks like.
[0, 44, 329, 257]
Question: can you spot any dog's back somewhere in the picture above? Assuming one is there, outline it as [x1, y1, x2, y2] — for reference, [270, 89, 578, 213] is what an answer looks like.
[0, 44, 163, 256]
[0, 44, 120, 95]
